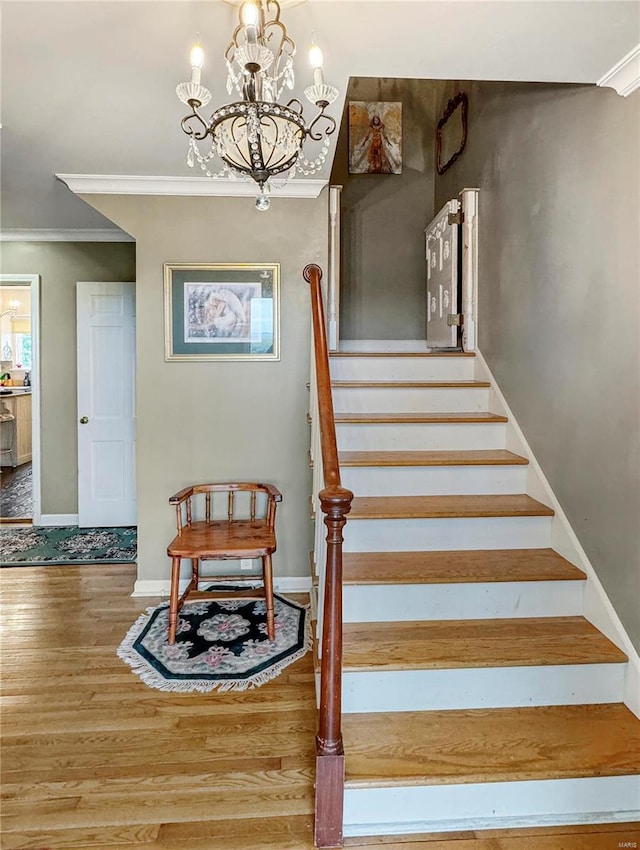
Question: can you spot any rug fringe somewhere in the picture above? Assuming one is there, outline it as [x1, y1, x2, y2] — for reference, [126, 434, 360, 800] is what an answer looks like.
[117, 597, 312, 694]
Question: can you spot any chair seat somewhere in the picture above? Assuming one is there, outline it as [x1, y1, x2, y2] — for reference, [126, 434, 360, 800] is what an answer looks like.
[167, 519, 276, 559]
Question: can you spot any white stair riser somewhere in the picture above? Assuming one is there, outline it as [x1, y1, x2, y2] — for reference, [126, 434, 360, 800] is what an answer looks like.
[332, 387, 489, 413]
[343, 775, 640, 836]
[341, 465, 528, 496]
[341, 663, 625, 713]
[344, 516, 553, 552]
[330, 357, 475, 382]
[342, 580, 584, 622]
[336, 422, 506, 452]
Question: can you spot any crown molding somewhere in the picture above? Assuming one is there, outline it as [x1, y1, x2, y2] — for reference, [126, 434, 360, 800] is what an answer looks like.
[0, 228, 134, 242]
[597, 43, 640, 97]
[56, 174, 328, 199]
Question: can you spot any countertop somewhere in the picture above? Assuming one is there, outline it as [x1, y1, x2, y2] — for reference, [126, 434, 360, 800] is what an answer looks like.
[0, 388, 31, 397]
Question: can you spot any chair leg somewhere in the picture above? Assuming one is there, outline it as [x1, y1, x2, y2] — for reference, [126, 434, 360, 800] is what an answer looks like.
[263, 554, 275, 641]
[191, 557, 199, 589]
[168, 556, 181, 644]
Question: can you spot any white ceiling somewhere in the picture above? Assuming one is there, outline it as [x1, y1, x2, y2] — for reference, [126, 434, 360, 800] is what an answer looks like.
[1, 0, 638, 232]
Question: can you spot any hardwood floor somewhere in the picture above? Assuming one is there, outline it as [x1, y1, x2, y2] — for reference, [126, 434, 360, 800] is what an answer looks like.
[1, 565, 637, 850]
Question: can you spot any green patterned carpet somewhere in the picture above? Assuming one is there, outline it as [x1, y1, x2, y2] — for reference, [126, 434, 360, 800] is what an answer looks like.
[0, 526, 136, 566]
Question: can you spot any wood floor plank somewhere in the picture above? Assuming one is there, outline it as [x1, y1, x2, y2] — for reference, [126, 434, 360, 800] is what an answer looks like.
[335, 412, 507, 423]
[345, 822, 640, 845]
[0, 824, 161, 850]
[349, 494, 554, 519]
[342, 617, 627, 670]
[344, 825, 640, 849]
[343, 704, 640, 786]
[342, 549, 586, 585]
[339, 450, 528, 467]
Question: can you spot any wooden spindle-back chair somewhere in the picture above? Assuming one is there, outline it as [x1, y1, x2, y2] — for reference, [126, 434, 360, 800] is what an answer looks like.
[166, 482, 282, 644]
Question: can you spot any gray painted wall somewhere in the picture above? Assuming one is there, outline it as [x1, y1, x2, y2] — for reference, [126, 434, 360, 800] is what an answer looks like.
[0, 241, 136, 514]
[82, 194, 327, 582]
[331, 78, 436, 339]
[435, 81, 640, 649]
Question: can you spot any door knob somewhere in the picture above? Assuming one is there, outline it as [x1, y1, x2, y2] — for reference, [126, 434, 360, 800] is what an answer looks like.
[79, 416, 89, 424]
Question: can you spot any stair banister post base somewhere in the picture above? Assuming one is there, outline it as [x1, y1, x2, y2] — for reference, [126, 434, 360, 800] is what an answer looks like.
[315, 753, 345, 848]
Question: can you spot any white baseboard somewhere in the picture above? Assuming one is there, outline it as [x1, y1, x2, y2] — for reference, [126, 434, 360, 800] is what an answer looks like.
[344, 808, 640, 839]
[474, 348, 640, 718]
[38, 513, 79, 527]
[344, 775, 640, 835]
[132, 575, 312, 598]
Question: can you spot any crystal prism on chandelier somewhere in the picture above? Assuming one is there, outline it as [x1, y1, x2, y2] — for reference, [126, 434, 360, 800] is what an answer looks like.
[176, 0, 339, 210]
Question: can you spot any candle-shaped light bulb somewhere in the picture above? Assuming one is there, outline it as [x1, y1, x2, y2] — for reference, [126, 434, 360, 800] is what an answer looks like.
[242, 2, 259, 44]
[309, 42, 324, 86]
[189, 38, 205, 85]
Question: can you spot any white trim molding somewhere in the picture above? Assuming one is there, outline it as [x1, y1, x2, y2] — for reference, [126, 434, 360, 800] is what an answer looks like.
[597, 43, 640, 97]
[132, 575, 312, 598]
[38, 514, 79, 526]
[56, 174, 328, 199]
[0, 229, 133, 242]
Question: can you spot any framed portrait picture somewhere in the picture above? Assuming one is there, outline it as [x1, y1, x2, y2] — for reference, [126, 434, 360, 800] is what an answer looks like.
[348, 101, 402, 175]
[164, 263, 280, 361]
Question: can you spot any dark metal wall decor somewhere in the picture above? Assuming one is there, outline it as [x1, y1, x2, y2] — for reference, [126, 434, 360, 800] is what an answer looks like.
[436, 91, 468, 175]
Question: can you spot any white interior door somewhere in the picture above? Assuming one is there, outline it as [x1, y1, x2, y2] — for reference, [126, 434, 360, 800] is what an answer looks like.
[77, 282, 136, 527]
[426, 199, 460, 348]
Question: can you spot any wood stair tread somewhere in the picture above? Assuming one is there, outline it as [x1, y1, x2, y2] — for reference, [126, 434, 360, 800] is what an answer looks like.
[330, 351, 475, 358]
[343, 825, 640, 847]
[342, 548, 586, 585]
[335, 412, 507, 424]
[332, 380, 490, 388]
[342, 616, 627, 670]
[343, 703, 640, 787]
[339, 449, 528, 467]
[349, 494, 554, 519]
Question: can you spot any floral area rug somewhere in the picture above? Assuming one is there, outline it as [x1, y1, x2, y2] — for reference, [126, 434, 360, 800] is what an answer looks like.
[0, 526, 136, 566]
[117, 588, 311, 693]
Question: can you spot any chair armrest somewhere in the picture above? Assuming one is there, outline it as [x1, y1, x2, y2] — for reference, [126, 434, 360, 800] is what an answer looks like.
[169, 486, 194, 505]
[263, 484, 283, 502]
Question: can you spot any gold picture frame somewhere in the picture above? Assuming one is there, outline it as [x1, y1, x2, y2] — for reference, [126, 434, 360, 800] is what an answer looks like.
[164, 263, 280, 362]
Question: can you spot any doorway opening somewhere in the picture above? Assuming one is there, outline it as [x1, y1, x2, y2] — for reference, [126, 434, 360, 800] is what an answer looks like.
[0, 275, 41, 524]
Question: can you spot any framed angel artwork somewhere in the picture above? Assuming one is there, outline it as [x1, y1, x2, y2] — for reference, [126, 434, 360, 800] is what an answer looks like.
[348, 101, 402, 175]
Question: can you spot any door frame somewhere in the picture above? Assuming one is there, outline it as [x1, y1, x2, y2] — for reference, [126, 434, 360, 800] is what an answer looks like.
[0, 274, 41, 524]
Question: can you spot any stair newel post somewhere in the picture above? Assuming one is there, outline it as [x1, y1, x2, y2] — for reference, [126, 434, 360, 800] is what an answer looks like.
[315, 485, 352, 848]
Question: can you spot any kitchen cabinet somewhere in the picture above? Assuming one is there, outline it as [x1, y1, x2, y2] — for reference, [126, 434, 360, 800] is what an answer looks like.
[0, 391, 32, 467]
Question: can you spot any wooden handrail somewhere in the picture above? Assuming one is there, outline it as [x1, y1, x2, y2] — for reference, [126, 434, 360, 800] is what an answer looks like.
[304, 263, 353, 849]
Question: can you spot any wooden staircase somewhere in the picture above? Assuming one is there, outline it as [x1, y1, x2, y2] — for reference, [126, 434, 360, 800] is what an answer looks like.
[320, 348, 640, 840]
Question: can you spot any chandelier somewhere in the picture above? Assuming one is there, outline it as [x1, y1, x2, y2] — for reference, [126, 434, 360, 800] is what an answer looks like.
[176, 0, 339, 210]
